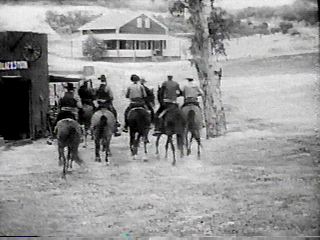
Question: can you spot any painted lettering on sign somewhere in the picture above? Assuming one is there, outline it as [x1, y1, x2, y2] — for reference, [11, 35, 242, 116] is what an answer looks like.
[0, 61, 28, 70]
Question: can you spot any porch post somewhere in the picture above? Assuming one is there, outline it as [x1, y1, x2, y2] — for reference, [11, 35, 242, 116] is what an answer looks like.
[116, 40, 120, 57]
[133, 40, 136, 61]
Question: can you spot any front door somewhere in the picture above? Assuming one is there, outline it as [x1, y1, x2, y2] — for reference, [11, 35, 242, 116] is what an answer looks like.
[0, 76, 31, 140]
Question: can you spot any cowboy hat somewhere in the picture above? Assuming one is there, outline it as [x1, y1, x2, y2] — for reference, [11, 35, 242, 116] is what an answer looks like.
[130, 74, 140, 82]
[65, 82, 75, 90]
[98, 74, 107, 82]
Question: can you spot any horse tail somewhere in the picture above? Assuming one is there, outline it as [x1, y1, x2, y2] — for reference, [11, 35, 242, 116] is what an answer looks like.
[98, 115, 108, 138]
[187, 110, 196, 131]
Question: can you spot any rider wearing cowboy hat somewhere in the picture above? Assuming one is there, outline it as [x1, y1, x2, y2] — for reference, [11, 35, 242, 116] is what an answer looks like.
[94, 74, 121, 136]
[78, 78, 94, 107]
[181, 77, 203, 108]
[153, 74, 182, 136]
[140, 76, 155, 123]
[56, 82, 82, 123]
[122, 74, 147, 132]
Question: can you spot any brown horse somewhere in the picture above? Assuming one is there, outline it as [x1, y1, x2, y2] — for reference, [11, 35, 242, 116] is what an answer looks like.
[55, 118, 83, 178]
[78, 103, 94, 148]
[181, 104, 203, 159]
[127, 107, 151, 160]
[155, 104, 185, 165]
[91, 109, 115, 165]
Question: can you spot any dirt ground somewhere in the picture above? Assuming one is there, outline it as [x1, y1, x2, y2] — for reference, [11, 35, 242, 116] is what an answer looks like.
[0, 53, 319, 238]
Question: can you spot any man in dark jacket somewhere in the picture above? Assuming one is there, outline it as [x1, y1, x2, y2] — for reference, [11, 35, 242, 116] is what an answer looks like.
[78, 79, 94, 106]
[94, 74, 121, 136]
[56, 83, 81, 122]
[140, 77, 155, 123]
[153, 75, 182, 135]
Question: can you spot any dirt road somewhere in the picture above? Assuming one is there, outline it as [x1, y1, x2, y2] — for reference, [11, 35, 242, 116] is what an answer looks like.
[0, 53, 319, 237]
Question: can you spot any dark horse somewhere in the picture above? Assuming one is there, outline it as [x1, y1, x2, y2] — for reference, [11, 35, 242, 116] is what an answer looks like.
[78, 103, 94, 148]
[181, 104, 203, 159]
[91, 109, 115, 165]
[127, 107, 151, 160]
[155, 103, 186, 166]
[55, 118, 83, 178]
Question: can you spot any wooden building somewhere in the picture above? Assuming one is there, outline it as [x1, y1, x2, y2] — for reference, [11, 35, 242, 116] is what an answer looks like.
[78, 12, 182, 61]
[0, 31, 49, 140]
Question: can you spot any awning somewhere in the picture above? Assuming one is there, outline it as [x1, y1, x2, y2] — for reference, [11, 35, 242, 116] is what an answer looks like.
[49, 74, 82, 83]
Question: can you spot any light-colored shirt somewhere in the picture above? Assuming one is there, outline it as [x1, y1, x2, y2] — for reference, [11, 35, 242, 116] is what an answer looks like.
[182, 81, 203, 100]
[161, 80, 181, 102]
[126, 83, 147, 101]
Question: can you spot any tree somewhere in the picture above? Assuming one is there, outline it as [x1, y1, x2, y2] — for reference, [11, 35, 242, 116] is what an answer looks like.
[82, 34, 105, 61]
[170, 0, 227, 138]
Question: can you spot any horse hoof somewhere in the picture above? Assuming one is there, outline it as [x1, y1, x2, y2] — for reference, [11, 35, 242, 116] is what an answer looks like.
[106, 162, 110, 166]
[95, 157, 101, 162]
[132, 155, 137, 160]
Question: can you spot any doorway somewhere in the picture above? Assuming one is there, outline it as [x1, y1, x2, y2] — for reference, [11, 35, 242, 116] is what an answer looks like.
[0, 76, 31, 140]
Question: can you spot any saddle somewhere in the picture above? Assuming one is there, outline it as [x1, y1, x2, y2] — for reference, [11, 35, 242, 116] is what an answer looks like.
[128, 107, 149, 118]
[158, 104, 179, 119]
[182, 101, 201, 109]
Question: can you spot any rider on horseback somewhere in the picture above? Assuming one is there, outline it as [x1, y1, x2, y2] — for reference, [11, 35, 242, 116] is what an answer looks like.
[94, 74, 121, 137]
[181, 77, 203, 108]
[78, 79, 94, 107]
[122, 74, 147, 133]
[140, 77, 155, 123]
[56, 83, 82, 122]
[153, 74, 182, 136]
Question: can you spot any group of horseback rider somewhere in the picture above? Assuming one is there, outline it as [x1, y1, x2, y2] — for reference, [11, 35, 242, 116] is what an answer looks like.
[54, 72, 203, 137]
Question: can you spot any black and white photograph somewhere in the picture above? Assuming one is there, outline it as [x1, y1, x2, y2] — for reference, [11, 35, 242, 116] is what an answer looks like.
[0, 0, 319, 238]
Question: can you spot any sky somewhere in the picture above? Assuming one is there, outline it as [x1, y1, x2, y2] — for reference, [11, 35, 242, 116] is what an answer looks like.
[216, 0, 296, 9]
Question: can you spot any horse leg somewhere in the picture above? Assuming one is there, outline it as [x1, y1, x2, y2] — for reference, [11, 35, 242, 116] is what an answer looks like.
[185, 131, 189, 155]
[105, 137, 111, 165]
[67, 147, 73, 169]
[165, 136, 170, 159]
[169, 135, 176, 166]
[95, 138, 101, 162]
[196, 137, 201, 159]
[59, 146, 67, 179]
[188, 135, 193, 156]
[129, 130, 135, 157]
[142, 132, 148, 161]
[58, 145, 64, 166]
[177, 134, 184, 158]
[155, 135, 161, 159]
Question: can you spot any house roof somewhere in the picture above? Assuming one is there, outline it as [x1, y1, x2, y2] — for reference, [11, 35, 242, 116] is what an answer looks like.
[79, 11, 168, 32]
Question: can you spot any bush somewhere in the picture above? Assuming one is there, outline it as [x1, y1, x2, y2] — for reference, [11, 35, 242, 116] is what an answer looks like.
[279, 21, 294, 34]
[270, 27, 281, 34]
[82, 35, 105, 61]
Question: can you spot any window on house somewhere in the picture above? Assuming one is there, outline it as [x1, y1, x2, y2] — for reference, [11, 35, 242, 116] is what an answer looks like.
[139, 41, 147, 50]
[145, 18, 150, 28]
[137, 18, 142, 28]
[104, 40, 117, 50]
[120, 40, 134, 49]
